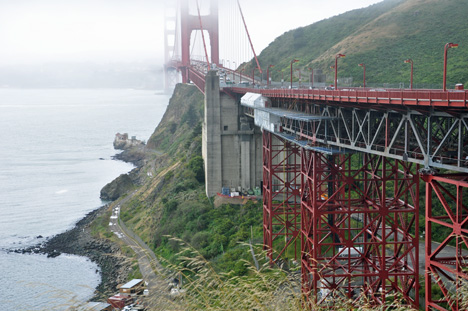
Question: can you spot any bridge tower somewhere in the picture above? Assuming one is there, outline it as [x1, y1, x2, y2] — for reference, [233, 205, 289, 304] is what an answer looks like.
[164, 1, 179, 91]
[180, 0, 219, 83]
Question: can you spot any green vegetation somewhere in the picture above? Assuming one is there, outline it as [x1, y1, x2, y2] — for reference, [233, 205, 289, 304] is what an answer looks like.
[155, 200, 263, 276]
[143, 239, 419, 311]
[247, 0, 468, 88]
[90, 208, 115, 240]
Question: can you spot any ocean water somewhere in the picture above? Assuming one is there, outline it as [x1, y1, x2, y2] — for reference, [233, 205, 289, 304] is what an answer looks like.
[0, 88, 170, 310]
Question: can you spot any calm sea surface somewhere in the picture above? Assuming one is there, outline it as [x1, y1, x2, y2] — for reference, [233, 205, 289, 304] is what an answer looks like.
[0, 89, 169, 310]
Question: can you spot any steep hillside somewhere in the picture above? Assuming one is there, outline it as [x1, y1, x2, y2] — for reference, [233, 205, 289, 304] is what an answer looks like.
[250, 0, 468, 88]
[112, 84, 264, 275]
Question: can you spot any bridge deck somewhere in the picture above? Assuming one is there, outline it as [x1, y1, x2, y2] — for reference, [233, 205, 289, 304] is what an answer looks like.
[229, 86, 468, 109]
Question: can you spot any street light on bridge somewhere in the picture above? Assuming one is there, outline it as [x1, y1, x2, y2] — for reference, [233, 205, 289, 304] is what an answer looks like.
[290, 59, 299, 89]
[233, 61, 237, 81]
[308, 67, 314, 88]
[358, 63, 366, 88]
[252, 67, 257, 86]
[443, 42, 458, 91]
[267, 64, 274, 88]
[334, 54, 346, 89]
[296, 69, 301, 88]
[278, 70, 284, 88]
[404, 59, 413, 89]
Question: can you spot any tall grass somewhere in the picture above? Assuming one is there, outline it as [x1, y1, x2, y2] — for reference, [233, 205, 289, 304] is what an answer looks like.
[143, 238, 419, 311]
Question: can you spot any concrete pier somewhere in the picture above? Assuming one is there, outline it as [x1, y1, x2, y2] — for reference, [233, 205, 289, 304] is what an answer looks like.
[202, 70, 262, 197]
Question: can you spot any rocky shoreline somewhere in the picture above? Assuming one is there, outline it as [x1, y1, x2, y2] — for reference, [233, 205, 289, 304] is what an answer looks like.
[9, 137, 149, 303]
[12, 204, 132, 301]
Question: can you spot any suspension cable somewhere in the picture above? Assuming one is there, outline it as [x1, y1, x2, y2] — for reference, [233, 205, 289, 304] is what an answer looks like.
[196, 0, 211, 69]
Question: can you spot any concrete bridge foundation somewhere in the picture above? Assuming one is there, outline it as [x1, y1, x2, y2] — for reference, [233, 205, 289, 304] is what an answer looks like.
[202, 71, 263, 197]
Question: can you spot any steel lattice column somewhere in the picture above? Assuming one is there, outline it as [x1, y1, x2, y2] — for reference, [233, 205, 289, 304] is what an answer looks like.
[301, 151, 419, 308]
[423, 174, 468, 311]
[263, 131, 301, 262]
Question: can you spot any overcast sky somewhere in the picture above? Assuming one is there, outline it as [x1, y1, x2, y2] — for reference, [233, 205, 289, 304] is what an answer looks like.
[0, 0, 384, 66]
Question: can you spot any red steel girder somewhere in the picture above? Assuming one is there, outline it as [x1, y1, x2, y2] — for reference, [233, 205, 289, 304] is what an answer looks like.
[423, 173, 468, 311]
[263, 131, 301, 262]
[301, 152, 419, 308]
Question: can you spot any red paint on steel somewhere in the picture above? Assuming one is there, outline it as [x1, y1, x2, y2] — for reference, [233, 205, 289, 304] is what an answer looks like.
[301, 152, 419, 308]
[335, 54, 345, 89]
[443, 43, 458, 92]
[263, 132, 301, 262]
[227, 86, 468, 108]
[404, 59, 413, 89]
[358, 63, 366, 88]
[422, 173, 468, 311]
[179, 0, 219, 83]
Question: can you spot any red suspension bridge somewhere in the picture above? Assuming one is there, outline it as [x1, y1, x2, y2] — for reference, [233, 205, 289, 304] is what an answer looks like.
[164, 1, 468, 310]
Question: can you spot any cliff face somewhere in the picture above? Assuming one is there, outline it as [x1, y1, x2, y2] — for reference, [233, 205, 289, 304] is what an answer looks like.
[100, 85, 204, 202]
[102, 83, 205, 206]
[101, 83, 263, 279]
[146, 83, 204, 153]
[100, 173, 135, 201]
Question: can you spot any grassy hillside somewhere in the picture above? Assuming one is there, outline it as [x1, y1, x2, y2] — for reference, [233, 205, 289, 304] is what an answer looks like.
[248, 0, 468, 88]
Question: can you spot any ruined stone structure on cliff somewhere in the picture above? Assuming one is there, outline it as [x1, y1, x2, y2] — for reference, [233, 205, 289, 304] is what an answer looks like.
[113, 133, 144, 150]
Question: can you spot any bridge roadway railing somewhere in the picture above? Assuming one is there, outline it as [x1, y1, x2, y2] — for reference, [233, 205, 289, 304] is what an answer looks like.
[188, 67, 206, 93]
[230, 86, 468, 108]
[172, 62, 468, 108]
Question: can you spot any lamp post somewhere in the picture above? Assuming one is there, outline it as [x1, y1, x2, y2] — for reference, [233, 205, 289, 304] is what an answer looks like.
[290, 59, 299, 89]
[443, 42, 458, 91]
[252, 67, 257, 86]
[334, 54, 345, 89]
[358, 63, 366, 88]
[308, 67, 314, 88]
[266, 65, 274, 88]
[278, 70, 284, 88]
[296, 69, 301, 88]
[404, 59, 413, 89]
[232, 61, 237, 81]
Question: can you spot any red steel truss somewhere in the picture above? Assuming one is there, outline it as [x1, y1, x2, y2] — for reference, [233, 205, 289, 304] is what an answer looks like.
[300, 151, 419, 308]
[263, 131, 301, 262]
[423, 173, 468, 311]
